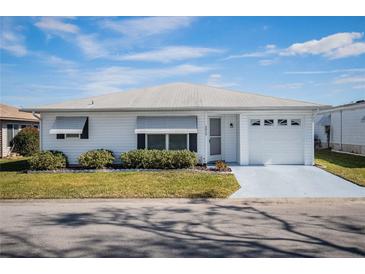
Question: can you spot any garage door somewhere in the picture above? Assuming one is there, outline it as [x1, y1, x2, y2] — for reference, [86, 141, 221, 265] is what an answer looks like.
[248, 118, 304, 165]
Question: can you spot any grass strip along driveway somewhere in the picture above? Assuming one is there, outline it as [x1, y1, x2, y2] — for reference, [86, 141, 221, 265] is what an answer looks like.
[315, 149, 365, 187]
[0, 159, 239, 199]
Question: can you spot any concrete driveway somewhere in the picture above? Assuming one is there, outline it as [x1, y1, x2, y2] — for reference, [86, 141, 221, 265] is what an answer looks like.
[230, 166, 365, 198]
[1, 199, 365, 257]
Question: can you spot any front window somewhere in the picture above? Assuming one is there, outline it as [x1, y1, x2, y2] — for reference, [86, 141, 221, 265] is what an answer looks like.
[169, 134, 187, 150]
[65, 134, 80, 139]
[6, 124, 20, 147]
[141, 133, 197, 151]
[147, 134, 166, 150]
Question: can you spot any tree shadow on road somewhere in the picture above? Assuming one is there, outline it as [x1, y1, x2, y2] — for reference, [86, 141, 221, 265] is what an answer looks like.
[1, 201, 364, 257]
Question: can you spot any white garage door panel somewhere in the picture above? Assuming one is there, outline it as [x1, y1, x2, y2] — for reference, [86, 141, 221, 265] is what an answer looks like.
[249, 125, 304, 165]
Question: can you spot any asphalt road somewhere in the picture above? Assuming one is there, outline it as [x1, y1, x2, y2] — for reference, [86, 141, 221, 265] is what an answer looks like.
[1, 198, 365, 257]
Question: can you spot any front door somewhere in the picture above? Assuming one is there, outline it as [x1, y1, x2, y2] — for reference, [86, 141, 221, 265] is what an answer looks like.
[209, 118, 222, 162]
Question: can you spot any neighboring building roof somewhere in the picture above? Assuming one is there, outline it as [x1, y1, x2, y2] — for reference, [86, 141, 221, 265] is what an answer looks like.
[22, 82, 326, 112]
[0, 104, 39, 122]
[319, 100, 365, 113]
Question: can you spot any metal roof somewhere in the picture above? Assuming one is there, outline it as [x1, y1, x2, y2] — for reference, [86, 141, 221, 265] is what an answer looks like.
[22, 83, 325, 112]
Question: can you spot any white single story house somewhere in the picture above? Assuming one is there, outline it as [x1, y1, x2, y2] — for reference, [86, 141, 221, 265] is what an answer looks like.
[315, 100, 365, 155]
[23, 83, 326, 165]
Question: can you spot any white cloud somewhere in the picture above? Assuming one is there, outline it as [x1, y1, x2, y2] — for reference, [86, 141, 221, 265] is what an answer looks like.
[353, 84, 365, 89]
[223, 44, 278, 60]
[328, 42, 365, 59]
[83, 64, 211, 95]
[225, 32, 365, 61]
[76, 35, 106, 58]
[206, 74, 238, 88]
[0, 19, 27, 57]
[35, 17, 79, 34]
[334, 75, 365, 84]
[101, 17, 195, 38]
[285, 68, 365, 74]
[35, 18, 107, 59]
[282, 32, 363, 57]
[0, 30, 27, 57]
[271, 83, 304, 89]
[259, 59, 276, 66]
[118, 46, 223, 63]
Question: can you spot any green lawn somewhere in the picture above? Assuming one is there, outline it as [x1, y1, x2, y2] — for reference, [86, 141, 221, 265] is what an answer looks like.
[0, 158, 239, 199]
[315, 149, 365, 187]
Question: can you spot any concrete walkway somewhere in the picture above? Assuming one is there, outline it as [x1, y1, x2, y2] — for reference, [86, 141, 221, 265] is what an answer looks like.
[230, 165, 365, 198]
[1, 199, 365, 257]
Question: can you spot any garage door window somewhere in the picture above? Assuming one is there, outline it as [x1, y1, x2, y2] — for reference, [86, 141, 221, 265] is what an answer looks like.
[250, 119, 261, 126]
[278, 119, 288, 126]
[264, 119, 274, 126]
[291, 119, 301, 126]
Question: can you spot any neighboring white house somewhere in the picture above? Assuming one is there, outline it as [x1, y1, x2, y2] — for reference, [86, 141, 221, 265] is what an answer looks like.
[0, 104, 39, 158]
[315, 100, 365, 155]
[23, 83, 325, 165]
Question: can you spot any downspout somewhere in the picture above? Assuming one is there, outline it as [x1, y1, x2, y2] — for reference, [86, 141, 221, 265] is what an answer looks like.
[32, 112, 42, 151]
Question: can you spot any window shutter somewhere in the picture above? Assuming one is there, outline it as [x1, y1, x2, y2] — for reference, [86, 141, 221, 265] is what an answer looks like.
[80, 117, 89, 139]
[137, 134, 145, 149]
[189, 133, 197, 152]
[56, 134, 65, 139]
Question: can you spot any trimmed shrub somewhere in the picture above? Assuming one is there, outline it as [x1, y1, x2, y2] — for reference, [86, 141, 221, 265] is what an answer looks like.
[78, 149, 115, 169]
[12, 127, 39, 156]
[29, 150, 67, 170]
[121, 149, 197, 169]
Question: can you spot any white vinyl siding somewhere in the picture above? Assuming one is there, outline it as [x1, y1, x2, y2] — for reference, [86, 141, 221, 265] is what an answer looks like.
[222, 114, 238, 162]
[41, 112, 137, 164]
[41, 111, 206, 164]
[331, 108, 365, 146]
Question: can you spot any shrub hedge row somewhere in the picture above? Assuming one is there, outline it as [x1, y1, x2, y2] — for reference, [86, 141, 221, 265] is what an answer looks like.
[29, 149, 197, 170]
[121, 149, 197, 169]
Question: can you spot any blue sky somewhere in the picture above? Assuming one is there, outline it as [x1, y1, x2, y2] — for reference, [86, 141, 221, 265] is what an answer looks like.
[1, 16, 365, 107]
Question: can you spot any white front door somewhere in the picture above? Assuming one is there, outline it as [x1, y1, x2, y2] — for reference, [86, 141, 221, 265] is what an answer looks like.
[209, 117, 222, 162]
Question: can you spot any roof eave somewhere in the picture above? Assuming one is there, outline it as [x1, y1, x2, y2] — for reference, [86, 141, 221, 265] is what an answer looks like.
[22, 105, 326, 113]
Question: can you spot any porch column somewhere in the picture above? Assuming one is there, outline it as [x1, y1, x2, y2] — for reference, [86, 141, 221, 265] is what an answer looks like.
[239, 114, 249, 165]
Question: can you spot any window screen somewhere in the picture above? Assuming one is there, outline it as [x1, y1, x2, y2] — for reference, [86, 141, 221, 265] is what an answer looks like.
[147, 134, 166, 150]
[169, 134, 187, 150]
[137, 134, 146, 149]
[189, 133, 197, 152]
[7, 124, 13, 146]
